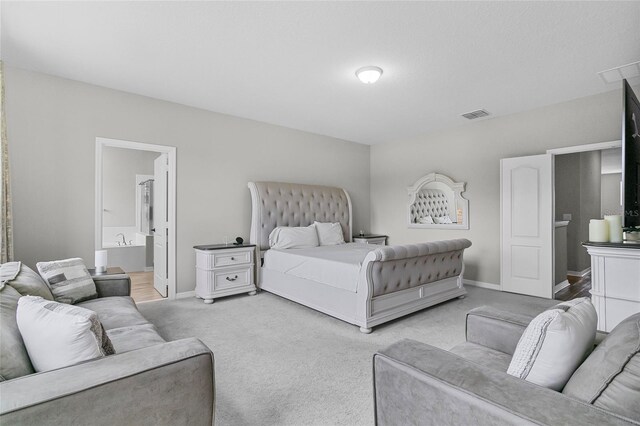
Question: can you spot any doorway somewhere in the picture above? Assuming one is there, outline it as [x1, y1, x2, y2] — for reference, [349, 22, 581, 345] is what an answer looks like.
[500, 140, 621, 299]
[551, 143, 622, 301]
[95, 137, 177, 301]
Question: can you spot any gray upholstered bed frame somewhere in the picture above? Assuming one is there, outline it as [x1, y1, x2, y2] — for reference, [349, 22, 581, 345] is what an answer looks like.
[248, 181, 471, 333]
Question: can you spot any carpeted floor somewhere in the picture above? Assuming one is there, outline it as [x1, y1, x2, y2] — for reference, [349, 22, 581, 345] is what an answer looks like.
[138, 286, 555, 426]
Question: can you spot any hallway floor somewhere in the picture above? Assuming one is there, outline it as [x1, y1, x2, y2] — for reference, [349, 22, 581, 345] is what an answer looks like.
[129, 271, 164, 303]
[555, 274, 592, 301]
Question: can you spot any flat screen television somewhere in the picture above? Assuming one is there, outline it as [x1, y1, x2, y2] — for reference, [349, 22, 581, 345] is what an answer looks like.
[622, 79, 640, 231]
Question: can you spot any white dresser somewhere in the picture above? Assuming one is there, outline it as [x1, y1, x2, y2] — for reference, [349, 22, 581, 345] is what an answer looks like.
[584, 242, 640, 332]
[194, 244, 257, 304]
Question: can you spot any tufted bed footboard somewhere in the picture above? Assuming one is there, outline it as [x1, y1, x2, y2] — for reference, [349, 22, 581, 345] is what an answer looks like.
[355, 239, 472, 333]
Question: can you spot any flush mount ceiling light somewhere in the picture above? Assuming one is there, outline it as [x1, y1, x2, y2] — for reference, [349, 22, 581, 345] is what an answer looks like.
[355, 66, 383, 84]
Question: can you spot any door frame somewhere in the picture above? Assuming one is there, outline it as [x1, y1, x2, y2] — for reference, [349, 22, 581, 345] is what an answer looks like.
[95, 137, 178, 300]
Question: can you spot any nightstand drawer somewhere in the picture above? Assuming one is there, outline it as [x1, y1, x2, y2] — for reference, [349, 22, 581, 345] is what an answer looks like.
[353, 236, 387, 245]
[196, 248, 253, 269]
[214, 250, 252, 267]
[213, 267, 252, 290]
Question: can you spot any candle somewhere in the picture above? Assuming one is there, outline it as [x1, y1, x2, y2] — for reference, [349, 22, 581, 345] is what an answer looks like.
[95, 250, 108, 273]
[589, 219, 609, 243]
[604, 215, 623, 243]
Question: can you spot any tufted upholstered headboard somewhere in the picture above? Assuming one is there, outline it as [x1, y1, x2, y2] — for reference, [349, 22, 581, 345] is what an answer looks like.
[410, 189, 451, 223]
[248, 182, 353, 251]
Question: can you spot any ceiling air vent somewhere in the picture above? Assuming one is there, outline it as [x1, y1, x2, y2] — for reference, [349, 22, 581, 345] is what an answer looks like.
[598, 61, 640, 84]
[461, 109, 490, 120]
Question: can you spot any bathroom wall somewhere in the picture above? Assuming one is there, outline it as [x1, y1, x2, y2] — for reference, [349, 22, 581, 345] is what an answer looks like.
[102, 146, 158, 228]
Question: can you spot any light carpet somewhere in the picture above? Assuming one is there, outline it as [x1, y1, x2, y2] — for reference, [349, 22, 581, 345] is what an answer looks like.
[138, 287, 555, 426]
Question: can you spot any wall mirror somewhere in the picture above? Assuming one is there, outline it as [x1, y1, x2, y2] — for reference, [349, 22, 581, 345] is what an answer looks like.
[407, 173, 469, 229]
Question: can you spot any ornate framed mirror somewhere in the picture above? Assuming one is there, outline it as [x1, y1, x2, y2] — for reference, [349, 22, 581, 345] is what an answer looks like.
[407, 173, 469, 229]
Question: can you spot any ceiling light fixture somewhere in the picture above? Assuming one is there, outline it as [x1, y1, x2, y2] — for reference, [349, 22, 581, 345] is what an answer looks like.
[356, 66, 383, 84]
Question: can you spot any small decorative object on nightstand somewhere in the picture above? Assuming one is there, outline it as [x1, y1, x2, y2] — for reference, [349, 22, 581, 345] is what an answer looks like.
[352, 234, 388, 245]
[193, 243, 257, 304]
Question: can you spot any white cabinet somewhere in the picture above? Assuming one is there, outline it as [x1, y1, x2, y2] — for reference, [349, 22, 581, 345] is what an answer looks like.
[584, 243, 640, 332]
[194, 244, 256, 304]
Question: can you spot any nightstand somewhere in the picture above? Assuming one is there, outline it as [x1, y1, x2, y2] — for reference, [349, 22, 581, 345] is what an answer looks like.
[194, 243, 257, 304]
[87, 266, 126, 277]
[352, 234, 388, 245]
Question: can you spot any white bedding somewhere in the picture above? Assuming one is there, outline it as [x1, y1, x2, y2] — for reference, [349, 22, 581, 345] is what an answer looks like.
[263, 243, 377, 293]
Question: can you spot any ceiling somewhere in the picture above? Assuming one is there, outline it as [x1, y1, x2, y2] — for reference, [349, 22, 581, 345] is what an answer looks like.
[2, 1, 639, 145]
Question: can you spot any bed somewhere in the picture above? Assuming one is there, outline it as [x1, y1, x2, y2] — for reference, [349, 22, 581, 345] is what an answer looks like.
[248, 181, 472, 333]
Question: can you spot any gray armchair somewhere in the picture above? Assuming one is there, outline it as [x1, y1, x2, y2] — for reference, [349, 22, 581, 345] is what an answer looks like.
[373, 307, 640, 425]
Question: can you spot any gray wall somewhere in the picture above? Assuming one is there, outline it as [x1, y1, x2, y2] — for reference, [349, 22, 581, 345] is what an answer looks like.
[577, 151, 601, 272]
[601, 173, 622, 217]
[6, 66, 371, 294]
[370, 85, 639, 286]
[554, 153, 581, 272]
[554, 151, 601, 273]
[102, 146, 158, 227]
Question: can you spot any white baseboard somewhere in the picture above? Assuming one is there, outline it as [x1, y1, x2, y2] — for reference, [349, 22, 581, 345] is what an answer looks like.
[176, 291, 196, 299]
[567, 268, 590, 277]
[463, 279, 501, 291]
[554, 279, 570, 294]
[144, 266, 154, 272]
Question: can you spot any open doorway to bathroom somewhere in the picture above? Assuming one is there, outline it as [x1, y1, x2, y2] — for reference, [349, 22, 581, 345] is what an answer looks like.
[95, 138, 177, 302]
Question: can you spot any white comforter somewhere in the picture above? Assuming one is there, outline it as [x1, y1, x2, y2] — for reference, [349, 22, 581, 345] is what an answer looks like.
[263, 243, 377, 293]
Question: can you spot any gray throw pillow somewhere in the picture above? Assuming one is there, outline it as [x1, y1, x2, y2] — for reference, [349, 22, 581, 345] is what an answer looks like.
[36, 258, 97, 304]
[0, 285, 35, 379]
[563, 313, 640, 421]
[2, 262, 54, 300]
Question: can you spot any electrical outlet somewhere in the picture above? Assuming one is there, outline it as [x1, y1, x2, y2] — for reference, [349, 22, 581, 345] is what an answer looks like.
[563, 214, 572, 221]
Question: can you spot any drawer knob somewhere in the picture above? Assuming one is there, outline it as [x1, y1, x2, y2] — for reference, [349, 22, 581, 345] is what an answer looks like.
[226, 275, 239, 282]
[230, 257, 235, 260]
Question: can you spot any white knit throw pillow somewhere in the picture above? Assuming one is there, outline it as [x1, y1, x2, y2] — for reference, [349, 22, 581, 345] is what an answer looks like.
[507, 297, 597, 390]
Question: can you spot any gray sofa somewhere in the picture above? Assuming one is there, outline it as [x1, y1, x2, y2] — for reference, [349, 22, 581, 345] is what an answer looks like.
[374, 305, 640, 425]
[0, 262, 215, 425]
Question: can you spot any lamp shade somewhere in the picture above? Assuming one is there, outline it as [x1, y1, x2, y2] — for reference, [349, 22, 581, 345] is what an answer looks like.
[95, 250, 107, 273]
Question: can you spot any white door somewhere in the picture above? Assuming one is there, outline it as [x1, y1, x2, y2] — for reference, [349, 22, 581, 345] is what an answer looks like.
[501, 154, 554, 298]
[153, 153, 169, 297]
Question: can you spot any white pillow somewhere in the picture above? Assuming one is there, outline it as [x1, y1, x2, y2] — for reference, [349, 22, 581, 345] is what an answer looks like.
[268, 225, 319, 249]
[433, 216, 453, 224]
[418, 216, 434, 224]
[313, 221, 345, 246]
[16, 296, 115, 372]
[507, 298, 597, 390]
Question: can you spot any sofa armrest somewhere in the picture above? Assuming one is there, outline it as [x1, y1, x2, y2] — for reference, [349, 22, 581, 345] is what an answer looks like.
[465, 306, 535, 355]
[374, 339, 638, 426]
[93, 274, 131, 297]
[0, 338, 215, 426]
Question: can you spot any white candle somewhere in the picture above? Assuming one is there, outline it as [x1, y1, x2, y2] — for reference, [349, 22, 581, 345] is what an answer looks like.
[589, 219, 609, 243]
[604, 215, 623, 243]
[95, 250, 108, 273]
